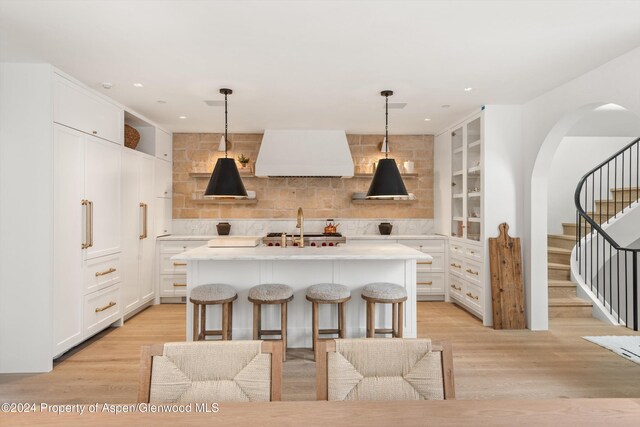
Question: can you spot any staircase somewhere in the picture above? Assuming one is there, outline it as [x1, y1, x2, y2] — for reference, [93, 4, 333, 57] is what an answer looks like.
[549, 187, 640, 319]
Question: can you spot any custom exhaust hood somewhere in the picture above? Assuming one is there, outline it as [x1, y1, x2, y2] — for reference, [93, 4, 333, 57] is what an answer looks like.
[254, 130, 354, 177]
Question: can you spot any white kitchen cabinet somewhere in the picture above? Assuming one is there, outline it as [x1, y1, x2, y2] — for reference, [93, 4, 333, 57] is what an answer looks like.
[156, 239, 209, 301]
[345, 236, 448, 301]
[155, 197, 172, 237]
[155, 158, 173, 198]
[53, 73, 123, 145]
[121, 149, 156, 316]
[156, 129, 173, 161]
[440, 106, 522, 325]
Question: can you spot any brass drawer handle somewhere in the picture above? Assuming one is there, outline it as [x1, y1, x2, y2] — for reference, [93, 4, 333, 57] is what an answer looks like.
[95, 301, 116, 313]
[417, 261, 433, 265]
[173, 283, 187, 287]
[95, 267, 116, 277]
[417, 281, 433, 285]
[466, 268, 479, 275]
[173, 262, 187, 267]
[466, 292, 479, 300]
[450, 263, 461, 268]
[450, 284, 461, 291]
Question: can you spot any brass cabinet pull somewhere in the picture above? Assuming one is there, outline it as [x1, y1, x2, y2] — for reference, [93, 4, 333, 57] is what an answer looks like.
[450, 263, 461, 268]
[173, 262, 187, 267]
[81, 200, 89, 249]
[466, 268, 479, 276]
[92, 130, 97, 135]
[466, 292, 479, 300]
[173, 283, 187, 287]
[417, 281, 433, 285]
[95, 267, 116, 277]
[139, 202, 148, 239]
[417, 261, 433, 265]
[95, 301, 116, 312]
[88, 200, 94, 248]
[450, 284, 462, 291]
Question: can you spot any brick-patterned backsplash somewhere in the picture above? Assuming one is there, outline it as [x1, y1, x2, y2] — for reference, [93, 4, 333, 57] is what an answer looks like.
[172, 133, 433, 219]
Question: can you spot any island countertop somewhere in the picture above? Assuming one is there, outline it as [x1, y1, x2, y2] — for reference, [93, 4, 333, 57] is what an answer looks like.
[172, 243, 432, 262]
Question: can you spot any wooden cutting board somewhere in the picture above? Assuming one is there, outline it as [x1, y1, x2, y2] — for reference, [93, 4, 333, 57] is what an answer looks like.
[488, 223, 525, 329]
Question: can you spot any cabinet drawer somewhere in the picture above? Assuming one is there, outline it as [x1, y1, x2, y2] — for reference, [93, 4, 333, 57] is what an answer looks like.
[464, 259, 482, 284]
[448, 276, 465, 299]
[347, 238, 396, 245]
[417, 253, 444, 272]
[53, 74, 123, 145]
[161, 253, 188, 274]
[417, 272, 444, 294]
[156, 129, 172, 161]
[450, 242, 465, 256]
[83, 284, 121, 337]
[160, 275, 188, 297]
[465, 245, 482, 260]
[449, 256, 464, 277]
[399, 239, 444, 253]
[85, 253, 121, 294]
[160, 240, 208, 253]
[464, 282, 483, 313]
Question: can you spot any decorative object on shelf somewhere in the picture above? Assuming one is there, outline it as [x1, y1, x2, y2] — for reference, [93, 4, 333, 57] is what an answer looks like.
[469, 207, 480, 218]
[124, 124, 140, 149]
[366, 90, 408, 199]
[204, 88, 248, 198]
[378, 222, 393, 235]
[403, 160, 415, 174]
[246, 190, 256, 199]
[216, 222, 231, 235]
[237, 153, 250, 168]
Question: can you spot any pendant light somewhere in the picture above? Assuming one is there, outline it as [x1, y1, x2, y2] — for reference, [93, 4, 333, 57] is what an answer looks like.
[366, 90, 408, 199]
[204, 88, 248, 198]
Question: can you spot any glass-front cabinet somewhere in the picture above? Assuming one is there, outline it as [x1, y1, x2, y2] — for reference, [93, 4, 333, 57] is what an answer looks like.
[450, 115, 482, 242]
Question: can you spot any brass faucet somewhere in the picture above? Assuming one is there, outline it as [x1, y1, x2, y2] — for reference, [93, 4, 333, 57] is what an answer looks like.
[293, 207, 304, 248]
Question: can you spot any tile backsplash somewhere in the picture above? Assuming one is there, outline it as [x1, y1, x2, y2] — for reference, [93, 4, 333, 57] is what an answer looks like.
[172, 219, 435, 236]
[172, 133, 433, 219]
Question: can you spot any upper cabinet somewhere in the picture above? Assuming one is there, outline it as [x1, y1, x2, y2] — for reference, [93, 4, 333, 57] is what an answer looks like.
[53, 73, 123, 145]
[124, 111, 172, 161]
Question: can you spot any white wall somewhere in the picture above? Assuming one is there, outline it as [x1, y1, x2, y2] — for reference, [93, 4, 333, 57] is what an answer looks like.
[523, 46, 640, 330]
[547, 136, 636, 234]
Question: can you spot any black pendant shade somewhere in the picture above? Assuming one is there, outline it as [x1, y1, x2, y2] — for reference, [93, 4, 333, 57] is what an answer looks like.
[203, 88, 248, 198]
[366, 89, 409, 199]
[204, 157, 248, 198]
[366, 158, 408, 198]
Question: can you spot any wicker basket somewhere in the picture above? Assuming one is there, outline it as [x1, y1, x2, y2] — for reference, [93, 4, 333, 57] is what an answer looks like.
[124, 124, 140, 150]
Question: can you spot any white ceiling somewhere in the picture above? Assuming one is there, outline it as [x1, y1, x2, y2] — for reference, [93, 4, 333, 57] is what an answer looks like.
[1, 0, 639, 134]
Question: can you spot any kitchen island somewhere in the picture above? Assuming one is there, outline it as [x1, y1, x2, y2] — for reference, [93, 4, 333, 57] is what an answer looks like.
[172, 243, 430, 347]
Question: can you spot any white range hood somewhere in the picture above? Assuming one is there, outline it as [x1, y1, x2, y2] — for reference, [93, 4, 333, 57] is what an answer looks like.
[255, 129, 354, 177]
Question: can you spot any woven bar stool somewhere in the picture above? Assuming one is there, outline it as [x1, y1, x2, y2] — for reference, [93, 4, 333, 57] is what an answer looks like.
[248, 284, 294, 361]
[190, 284, 238, 341]
[361, 283, 408, 338]
[305, 283, 351, 358]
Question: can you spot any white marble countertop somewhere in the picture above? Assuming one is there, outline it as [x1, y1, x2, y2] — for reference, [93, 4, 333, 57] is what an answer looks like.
[159, 234, 447, 241]
[172, 243, 432, 261]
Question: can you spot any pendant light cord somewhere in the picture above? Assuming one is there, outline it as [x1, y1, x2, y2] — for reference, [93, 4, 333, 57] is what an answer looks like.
[385, 93, 389, 159]
[224, 92, 229, 158]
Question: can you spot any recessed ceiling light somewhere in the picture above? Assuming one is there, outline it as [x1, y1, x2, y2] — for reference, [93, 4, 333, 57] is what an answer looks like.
[101, 82, 112, 89]
[133, 83, 144, 87]
[441, 104, 451, 109]
[424, 118, 431, 121]
[464, 87, 473, 92]
[157, 100, 167, 104]
[179, 116, 187, 119]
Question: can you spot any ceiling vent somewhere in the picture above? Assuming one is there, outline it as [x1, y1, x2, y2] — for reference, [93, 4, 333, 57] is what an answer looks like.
[204, 100, 225, 107]
[388, 102, 407, 109]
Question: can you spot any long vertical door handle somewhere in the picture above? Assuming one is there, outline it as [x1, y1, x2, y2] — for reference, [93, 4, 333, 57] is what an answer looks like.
[81, 200, 89, 249]
[139, 203, 148, 239]
[144, 203, 148, 239]
[88, 200, 94, 248]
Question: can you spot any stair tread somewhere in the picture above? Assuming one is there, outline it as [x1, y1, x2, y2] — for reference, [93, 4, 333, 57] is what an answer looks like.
[548, 280, 575, 287]
[548, 262, 570, 269]
[610, 186, 639, 191]
[548, 234, 575, 241]
[548, 247, 572, 254]
[549, 298, 592, 307]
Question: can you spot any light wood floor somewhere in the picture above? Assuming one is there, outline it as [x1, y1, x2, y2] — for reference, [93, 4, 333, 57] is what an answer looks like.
[1, 302, 638, 403]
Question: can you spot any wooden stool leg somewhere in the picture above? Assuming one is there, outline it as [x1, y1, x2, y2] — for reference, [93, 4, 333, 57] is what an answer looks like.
[392, 302, 397, 337]
[339, 302, 346, 338]
[281, 302, 288, 362]
[367, 301, 375, 338]
[397, 302, 404, 338]
[222, 302, 229, 340]
[228, 301, 233, 340]
[199, 303, 207, 341]
[311, 301, 318, 352]
[193, 303, 199, 341]
[253, 303, 260, 340]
